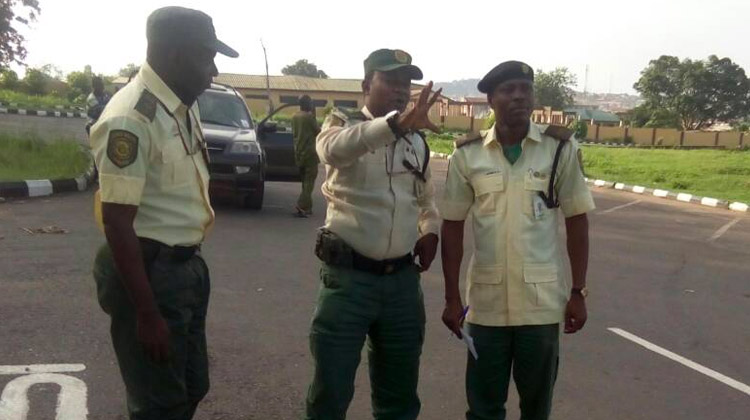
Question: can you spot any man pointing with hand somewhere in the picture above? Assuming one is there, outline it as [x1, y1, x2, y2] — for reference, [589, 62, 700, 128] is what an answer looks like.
[305, 48, 441, 420]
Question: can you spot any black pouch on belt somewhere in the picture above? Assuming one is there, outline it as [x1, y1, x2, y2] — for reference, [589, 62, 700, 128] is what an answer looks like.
[315, 228, 354, 268]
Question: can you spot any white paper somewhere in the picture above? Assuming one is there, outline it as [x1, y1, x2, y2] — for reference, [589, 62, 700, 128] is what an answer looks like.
[461, 325, 478, 360]
[533, 195, 546, 220]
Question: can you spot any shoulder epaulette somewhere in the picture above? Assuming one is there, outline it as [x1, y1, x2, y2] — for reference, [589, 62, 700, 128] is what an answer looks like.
[331, 107, 367, 122]
[543, 125, 573, 141]
[455, 132, 483, 148]
[134, 90, 158, 122]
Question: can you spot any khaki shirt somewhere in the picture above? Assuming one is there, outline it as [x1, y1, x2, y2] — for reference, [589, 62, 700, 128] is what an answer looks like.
[317, 106, 440, 260]
[440, 123, 595, 326]
[292, 111, 320, 166]
[91, 62, 214, 247]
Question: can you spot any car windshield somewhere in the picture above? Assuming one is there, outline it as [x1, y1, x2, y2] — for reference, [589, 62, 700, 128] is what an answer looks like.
[197, 90, 254, 129]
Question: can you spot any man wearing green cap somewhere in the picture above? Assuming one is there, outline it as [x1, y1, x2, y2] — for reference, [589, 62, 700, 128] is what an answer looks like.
[440, 61, 594, 420]
[305, 49, 442, 419]
[90, 6, 238, 419]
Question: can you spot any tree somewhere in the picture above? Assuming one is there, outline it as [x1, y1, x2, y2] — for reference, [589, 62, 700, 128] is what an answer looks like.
[633, 55, 750, 130]
[534, 67, 577, 110]
[21, 67, 46, 94]
[118, 63, 139, 78]
[0, 0, 41, 69]
[66, 65, 93, 102]
[281, 59, 328, 78]
[0, 68, 18, 89]
[568, 119, 588, 139]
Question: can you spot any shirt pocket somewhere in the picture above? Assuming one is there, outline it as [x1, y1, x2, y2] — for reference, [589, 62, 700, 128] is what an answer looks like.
[471, 173, 505, 215]
[467, 264, 504, 313]
[160, 140, 193, 188]
[524, 176, 551, 219]
[523, 263, 564, 309]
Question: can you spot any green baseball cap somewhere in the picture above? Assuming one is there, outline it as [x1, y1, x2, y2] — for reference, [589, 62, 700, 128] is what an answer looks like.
[147, 6, 239, 58]
[364, 49, 423, 80]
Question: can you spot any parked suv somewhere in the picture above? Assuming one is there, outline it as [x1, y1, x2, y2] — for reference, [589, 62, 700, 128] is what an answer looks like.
[198, 84, 299, 209]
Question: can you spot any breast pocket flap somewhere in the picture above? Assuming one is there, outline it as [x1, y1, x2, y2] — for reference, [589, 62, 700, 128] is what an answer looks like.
[523, 263, 558, 284]
[473, 173, 504, 196]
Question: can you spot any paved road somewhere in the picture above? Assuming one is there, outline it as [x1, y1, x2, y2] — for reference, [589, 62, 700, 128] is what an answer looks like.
[1, 159, 748, 419]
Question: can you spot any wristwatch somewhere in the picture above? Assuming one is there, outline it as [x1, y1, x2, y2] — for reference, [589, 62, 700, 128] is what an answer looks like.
[571, 287, 588, 298]
[385, 110, 404, 137]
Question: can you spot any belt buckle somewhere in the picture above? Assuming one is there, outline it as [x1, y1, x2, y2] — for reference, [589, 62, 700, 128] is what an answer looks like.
[384, 263, 395, 275]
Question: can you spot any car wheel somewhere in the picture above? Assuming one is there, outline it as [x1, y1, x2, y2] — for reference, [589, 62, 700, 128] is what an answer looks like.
[243, 181, 264, 210]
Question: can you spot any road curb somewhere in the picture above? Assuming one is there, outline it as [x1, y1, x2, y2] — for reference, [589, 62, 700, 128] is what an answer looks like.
[0, 148, 96, 199]
[427, 151, 747, 214]
[0, 102, 86, 118]
[586, 178, 748, 213]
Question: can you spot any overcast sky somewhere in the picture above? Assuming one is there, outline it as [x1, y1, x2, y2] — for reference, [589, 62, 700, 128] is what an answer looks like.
[12, 0, 750, 94]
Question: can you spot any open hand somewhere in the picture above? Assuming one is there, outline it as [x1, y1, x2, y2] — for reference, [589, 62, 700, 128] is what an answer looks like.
[397, 81, 443, 134]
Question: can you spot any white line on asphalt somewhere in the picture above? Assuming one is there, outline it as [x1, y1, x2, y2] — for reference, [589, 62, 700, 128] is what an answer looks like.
[0, 364, 86, 375]
[608, 328, 750, 397]
[0, 373, 88, 419]
[599, 199, 643, 215]
[708, 218, 741, 243]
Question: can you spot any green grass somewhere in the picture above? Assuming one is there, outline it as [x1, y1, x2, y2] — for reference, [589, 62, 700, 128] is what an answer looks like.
[0, 135, 90, 181]
[0, 89, 78, 110]
[582, 147, 750, 203]
[427, 132, 460, 155]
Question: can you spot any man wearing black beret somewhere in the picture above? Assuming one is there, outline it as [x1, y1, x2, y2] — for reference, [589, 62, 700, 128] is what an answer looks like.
[439, 60, 595, 420]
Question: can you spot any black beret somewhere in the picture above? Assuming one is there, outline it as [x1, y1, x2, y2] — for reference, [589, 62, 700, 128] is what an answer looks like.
[477, 61, 534, 94]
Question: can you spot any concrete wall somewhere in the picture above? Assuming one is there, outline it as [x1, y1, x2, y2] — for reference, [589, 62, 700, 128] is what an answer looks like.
[583, 123, 747, 147]
[684, 131, 716, 147]
[655, 128, 680, 146]
[629, 127, 654, 145]
[0, 113, 87, 145]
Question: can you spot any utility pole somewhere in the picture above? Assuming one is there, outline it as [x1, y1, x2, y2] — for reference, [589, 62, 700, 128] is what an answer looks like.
[261, 39, 274, 114]
[584, 65, 589, 96]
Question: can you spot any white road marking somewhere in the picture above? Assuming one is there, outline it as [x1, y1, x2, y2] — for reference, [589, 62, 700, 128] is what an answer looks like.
[632, 186, 646, 194]
[0, 373, 88, 419]
[0, 365, 86, 375]
[653, 189, 669, 198]
[701, 197, 720, 207]
[599, 199, 643, 215]
[614, 183, 625, 190]
[708, 218, 741, 243]
[0, 364, 88, 419]
[608, 328, 750, 397]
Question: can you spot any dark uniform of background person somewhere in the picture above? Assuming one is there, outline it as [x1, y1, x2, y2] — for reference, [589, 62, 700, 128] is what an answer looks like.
[89, 7, 238, 419]
[292, 94, 321, 217]
[305, 49, 443, 420]
[85, 76, 111, 135]
[440, 62, 595, 420]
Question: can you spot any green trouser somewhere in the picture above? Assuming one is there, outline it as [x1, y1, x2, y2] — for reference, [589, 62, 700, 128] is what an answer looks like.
[93, 244, 211, 420]
[305, 263, 426, 420]
[297, 159, 319, 212]
[466, 323, 559, 420]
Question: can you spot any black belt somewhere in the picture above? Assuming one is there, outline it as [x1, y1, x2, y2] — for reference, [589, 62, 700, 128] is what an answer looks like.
[139, 237, 200, 263]
[351, 251, 413, 276]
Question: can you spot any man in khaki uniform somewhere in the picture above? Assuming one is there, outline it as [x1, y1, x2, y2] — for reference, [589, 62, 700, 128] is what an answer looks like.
[305, 49, 442, 420]
[292, 94, 321, 217]
[90, 7, 238, 419]
[440, 61, 595, 420]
